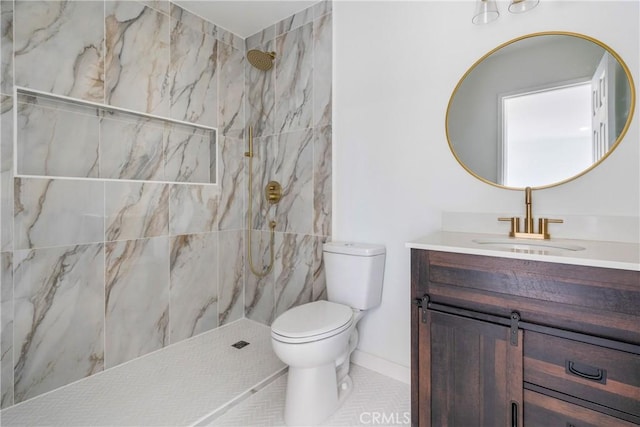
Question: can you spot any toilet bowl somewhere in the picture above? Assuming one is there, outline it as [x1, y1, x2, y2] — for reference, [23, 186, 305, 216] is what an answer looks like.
[271, 301, 363, 426]
[271, 241, 386, 426]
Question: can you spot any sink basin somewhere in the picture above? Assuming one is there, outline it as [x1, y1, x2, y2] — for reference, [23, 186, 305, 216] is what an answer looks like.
[472, 238, 586, 252]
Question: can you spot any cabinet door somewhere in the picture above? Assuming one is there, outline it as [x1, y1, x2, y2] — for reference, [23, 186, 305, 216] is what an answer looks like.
[418, 310, 523, 427]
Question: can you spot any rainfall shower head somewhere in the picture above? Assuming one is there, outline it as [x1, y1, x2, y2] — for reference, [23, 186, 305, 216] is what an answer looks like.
[247, 49, 276, 71]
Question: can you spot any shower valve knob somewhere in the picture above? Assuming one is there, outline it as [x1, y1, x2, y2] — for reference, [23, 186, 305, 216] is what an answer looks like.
[265, 181, 282, 204]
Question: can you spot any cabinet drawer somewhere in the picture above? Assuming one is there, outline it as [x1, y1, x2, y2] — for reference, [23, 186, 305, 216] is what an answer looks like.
[524, 331, 640, 417]
[524, 389, 637, 427]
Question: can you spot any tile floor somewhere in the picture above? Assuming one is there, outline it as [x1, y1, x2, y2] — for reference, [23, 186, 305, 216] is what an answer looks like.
[1, 317, 410, 427]
[207, 364, 411, 427]
[1, 319, 286, 426]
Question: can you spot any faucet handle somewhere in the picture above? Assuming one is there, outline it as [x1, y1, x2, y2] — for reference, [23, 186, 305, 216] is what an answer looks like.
[538, 218, 563, 239]
[498, 217, 520, 237]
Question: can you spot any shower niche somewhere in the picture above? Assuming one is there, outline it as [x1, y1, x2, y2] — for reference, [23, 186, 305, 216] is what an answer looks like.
[15, 88, 218, 185]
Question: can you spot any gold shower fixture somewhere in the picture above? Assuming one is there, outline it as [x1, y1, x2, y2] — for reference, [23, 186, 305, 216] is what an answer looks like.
[245, 126, 281, 277]
[266, 181, 282, 204]
[247, 49, 276, 71]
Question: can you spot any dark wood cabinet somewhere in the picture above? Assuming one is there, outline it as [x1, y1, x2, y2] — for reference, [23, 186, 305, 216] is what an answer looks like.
[524, 389, 639, 427]
[411, 249, 640, 427]
[419, 310, 523, 427]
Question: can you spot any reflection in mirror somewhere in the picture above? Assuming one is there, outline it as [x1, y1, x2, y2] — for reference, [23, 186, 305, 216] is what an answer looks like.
[446, 32, 635, 189]
[503, 82, 592, 187]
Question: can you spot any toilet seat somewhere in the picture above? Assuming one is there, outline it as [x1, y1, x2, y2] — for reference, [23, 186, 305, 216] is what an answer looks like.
[271, 300, 354, 344]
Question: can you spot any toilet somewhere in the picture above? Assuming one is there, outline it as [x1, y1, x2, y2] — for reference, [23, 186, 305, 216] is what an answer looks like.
[271, 241, 386, 426]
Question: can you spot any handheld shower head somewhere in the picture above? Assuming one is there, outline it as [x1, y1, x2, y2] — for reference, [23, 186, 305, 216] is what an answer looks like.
[247, 49, 276, 71]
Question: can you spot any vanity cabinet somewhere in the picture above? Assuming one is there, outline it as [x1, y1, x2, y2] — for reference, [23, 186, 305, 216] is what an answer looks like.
[411, 249, 640, 427]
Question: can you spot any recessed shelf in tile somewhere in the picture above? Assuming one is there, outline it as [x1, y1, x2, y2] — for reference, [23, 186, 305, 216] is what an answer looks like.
[15, 88, 218, 184]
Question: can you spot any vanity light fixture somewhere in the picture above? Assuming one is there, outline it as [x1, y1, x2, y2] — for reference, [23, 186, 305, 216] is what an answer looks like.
[472, 0, 500, 25]
[508, 0, 540, 13]
[473, 0, 540, 25]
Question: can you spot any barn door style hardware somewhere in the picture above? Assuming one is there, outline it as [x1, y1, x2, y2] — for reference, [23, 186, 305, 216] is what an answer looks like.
[510, 311, 521, 346]
[412, 294, 429, 323]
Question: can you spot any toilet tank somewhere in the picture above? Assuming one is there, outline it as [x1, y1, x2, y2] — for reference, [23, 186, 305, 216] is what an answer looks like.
[323, 241, 386, 310]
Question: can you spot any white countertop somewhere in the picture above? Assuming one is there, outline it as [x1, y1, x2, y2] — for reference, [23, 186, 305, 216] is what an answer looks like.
[406, 231, 640, 271]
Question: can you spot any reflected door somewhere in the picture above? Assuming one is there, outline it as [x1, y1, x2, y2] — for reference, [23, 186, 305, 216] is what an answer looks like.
[591, 52, 616, 162]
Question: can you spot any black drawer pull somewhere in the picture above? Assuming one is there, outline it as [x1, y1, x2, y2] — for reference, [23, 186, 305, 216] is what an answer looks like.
[565, 360, 607, 384]
[511, 402, 518, 427]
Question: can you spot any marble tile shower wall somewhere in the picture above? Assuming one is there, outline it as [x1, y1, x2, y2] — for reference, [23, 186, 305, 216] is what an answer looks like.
[243, 1, 332, 325]
[0, 0, 249, 407]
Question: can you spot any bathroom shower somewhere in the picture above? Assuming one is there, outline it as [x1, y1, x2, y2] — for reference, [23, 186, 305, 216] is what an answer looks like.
[247, 49, 276, 71]
[245, 126, 281, 277]
[245, 48, 281, 277]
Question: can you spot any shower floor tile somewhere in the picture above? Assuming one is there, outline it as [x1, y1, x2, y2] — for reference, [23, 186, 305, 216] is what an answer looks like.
[0, 319, 285, 427]
[205, 364, 411, 427]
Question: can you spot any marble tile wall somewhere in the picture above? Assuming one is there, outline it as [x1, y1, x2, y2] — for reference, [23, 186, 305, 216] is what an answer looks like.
[0, 0, 332, 409]
[0, 0, 247, 407]
[16, 94, 217, 184]
[244, 1, 332, 323]
[13, 243, 105, 402]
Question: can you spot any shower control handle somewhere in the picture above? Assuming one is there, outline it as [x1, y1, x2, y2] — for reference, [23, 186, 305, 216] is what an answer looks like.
[266, 181, 282, 204]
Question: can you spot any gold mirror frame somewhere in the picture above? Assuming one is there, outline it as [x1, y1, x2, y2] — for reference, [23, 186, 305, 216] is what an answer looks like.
[445, 31, 636, 190]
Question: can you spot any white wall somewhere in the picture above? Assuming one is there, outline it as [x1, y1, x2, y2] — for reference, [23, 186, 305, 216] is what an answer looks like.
[333, 1, 639, 371]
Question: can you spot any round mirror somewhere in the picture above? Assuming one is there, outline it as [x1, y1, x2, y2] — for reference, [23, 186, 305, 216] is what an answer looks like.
[446, 32, 635, 190]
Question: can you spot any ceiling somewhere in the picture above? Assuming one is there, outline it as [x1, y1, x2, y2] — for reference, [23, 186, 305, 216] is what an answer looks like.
[172, 1, 319, 39]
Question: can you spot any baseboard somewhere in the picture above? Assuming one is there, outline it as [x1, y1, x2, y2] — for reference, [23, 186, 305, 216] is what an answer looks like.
[351, 350, 411, 385]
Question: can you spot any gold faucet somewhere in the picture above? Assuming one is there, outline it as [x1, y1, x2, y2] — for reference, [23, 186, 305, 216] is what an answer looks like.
[498, 187, 563, 240]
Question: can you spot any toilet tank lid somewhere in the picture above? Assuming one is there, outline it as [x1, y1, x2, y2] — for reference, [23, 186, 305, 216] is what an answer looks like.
[323, 241, 385, 256]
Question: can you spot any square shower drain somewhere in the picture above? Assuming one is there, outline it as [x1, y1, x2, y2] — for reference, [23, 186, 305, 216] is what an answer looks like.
[231, 340, 250, 349]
